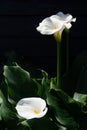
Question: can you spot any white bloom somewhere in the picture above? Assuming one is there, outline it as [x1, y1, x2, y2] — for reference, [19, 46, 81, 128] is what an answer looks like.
[36, 15, 65, 35]
[56, 11, 76, 29]
[16, 97, 48, 119]
[36, 12, 76, 41]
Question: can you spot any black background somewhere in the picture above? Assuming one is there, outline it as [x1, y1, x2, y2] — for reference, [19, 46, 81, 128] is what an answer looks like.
[0, 0, 87, 77]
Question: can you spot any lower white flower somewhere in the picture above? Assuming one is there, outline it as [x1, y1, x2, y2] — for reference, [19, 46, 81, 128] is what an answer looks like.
[16, 97, 48, 119]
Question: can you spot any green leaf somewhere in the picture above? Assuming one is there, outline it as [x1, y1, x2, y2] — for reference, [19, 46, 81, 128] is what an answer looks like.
[50, 89, 87, 129]
[41, 77, 79, 129]
[0, 81, 17, 121]
[73, 92, 87, 115]
[50, 77, 58, 91]
[47, 93, 78, 130]
[0, 89, 17, 121]
[22, 116, 58, 130]
[32, 70, 50, 99]
[73, 93, 87, 129]
[62, 51, 87, 96]
[59, 126, 67, 130]
[73, 92, 87, 106]
[3, 64, 38, 102]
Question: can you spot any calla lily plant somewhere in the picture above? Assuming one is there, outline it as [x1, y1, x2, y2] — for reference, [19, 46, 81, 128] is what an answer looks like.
[0, 11, 87, 130]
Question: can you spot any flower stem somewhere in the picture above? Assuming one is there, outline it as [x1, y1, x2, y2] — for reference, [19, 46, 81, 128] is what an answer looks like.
[54, 33, 62, 89]
[57, 39, 61, 89]
[66, 29, 70, 74]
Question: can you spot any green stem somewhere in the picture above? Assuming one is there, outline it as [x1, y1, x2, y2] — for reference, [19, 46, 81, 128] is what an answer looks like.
[66, 30, 70, 74]
[57, 39, 61, 89]
[54, 33, 62, 89]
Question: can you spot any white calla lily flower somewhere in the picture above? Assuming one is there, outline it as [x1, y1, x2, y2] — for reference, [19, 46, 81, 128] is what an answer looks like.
[36, 12, 76, 41]
[16, 97, 48, 119]
[36, 15, 64, 35]
[56, 11, 76, 29]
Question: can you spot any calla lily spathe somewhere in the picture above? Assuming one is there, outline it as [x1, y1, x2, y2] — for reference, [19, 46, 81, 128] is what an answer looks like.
[36, 11, 76, 36]
[16, 97, 48, 120]
[36, 15, 65, 35]
[56, 12, 76, 29]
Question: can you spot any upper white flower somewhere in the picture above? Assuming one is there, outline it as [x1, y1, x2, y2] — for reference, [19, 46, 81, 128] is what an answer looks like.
[16, 97, 48, 120]
[36, 15, 65, 35]
[56, 11, 76, 29]
[36, 12, 76, 36]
